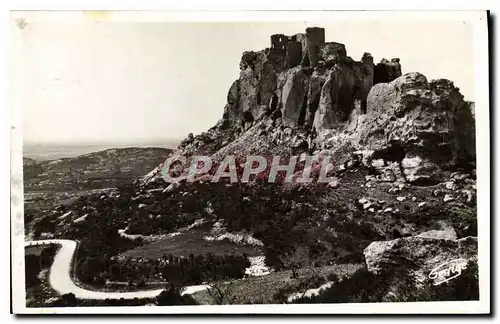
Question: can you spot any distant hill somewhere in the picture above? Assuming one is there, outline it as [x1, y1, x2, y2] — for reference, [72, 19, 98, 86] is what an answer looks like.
[23, 140, 179, 161]
[23, 147, 172, 192]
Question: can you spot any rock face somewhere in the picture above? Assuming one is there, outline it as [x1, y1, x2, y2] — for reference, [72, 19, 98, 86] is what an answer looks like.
[219, 27, 397, 132]
[467, 101, 475, 118]
[354, 72, 476, 184]
[374, 58, 402, 85]
[363, 230, 477, 284]
[148, 27, 476, 188]
[281, 67, 309, 127]
[313, 62, 358, 129]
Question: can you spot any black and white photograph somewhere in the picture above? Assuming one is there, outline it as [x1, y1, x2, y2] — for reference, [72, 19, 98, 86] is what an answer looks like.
[9, 10, 490, 314]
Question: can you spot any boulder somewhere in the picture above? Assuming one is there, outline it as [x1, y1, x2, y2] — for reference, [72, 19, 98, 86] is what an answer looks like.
[355, 72, 475, 184]
[416, 228, 457, 240]
[363, 231, 477, 285]
[400, 156, 441, 184]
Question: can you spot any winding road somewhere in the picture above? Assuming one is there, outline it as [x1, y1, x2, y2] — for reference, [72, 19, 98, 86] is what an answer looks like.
[25, 239, 208, 300]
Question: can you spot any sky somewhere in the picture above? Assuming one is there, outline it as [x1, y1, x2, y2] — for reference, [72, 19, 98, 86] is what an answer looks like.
[16, 15, 475, 145]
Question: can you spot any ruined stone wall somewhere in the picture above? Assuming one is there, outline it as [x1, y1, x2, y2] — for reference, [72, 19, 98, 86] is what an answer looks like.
[305, 27, 326, 67]
[294, 33, 309, 66]
[270, 34, 289, 50]
[321, 42, 347, 67]
[285, 41, 303, 69]
[374, 58, 402, 84]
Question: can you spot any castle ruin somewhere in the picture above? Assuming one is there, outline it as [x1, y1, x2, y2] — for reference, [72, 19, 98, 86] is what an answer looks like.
[222, 27, 402, 131]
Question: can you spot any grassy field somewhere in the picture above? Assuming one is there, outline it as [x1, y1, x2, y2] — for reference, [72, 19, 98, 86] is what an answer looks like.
[191, 263, 363, 305]
[121, 230, 263, 259]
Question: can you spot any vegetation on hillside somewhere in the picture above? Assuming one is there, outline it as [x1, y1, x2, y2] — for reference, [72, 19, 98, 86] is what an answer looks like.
[292, 260, 479, 303]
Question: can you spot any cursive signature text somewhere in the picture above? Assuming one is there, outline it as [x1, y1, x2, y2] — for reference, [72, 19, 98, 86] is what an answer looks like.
[429, 258, 468, 286]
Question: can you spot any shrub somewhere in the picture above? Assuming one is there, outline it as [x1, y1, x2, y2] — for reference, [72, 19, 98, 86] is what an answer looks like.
[293, 267, 390, 303]
[293, 261, 480, 304]
[156, 284, 198, 306]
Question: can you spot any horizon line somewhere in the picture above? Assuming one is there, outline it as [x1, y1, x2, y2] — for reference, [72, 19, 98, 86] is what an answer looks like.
[23, 138, 183, 146]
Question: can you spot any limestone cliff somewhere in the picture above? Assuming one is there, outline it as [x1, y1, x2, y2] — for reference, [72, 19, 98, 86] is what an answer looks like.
[221, 27, 401, 131]
[211, 28, 474, 183]
[142, 27, 475, 186]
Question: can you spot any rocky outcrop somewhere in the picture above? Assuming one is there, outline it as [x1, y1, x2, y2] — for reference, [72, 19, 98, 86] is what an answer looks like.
[320, 42, 346, 67]
[223, 80, 240, 122]
[281, 67, 309, 127]
[363, 229, 477, 285]
[147, 27, 475, 188]
[313, 61, 357, 129]
[219, 27, 400, 132]
[467, 101, 475, 118]
[304, 67, 327, 127]
[355, 53, 375, 112]
[374, 58, 402, 85]
[353, 72, 476, 184]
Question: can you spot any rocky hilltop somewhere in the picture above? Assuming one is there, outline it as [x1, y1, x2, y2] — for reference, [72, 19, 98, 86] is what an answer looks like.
[145, 27, 475, 187]
[222, 27, 400, 130]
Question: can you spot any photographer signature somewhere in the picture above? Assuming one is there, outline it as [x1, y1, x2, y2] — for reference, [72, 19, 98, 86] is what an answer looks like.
[428, 258, 468, 286]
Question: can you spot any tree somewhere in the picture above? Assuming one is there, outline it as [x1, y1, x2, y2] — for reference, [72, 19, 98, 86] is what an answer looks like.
[61, 293, 77, 307]
[108, 263, 121, 281]
[24, 255, 41, 288]
[137, 279, 146, 288]
[206, 281, 236, 305]
[280, 246, 310, 278]
[201, 255, 238, 305]
[156, 283, 186, 306]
